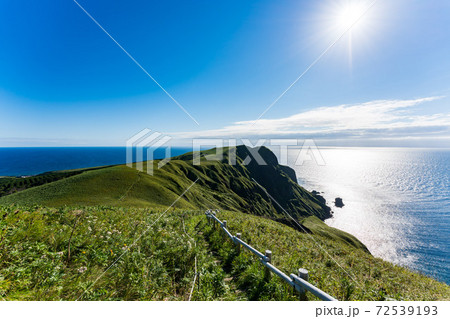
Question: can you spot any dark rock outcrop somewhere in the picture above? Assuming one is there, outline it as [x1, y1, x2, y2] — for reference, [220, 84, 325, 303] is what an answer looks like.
[173, 145, 333, 221]
[334, 197, 344, 208]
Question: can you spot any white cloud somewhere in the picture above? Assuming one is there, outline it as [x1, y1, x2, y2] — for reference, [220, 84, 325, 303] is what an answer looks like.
[171, 96, 450, 144]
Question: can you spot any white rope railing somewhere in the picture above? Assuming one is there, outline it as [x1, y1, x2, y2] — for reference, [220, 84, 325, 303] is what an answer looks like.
[205, 209, 337, 301]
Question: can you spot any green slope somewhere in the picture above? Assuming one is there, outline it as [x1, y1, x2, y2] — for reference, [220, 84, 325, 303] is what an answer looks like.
[301, 216, 369, 252]
[1, 145, 448, 300]
[0, 166, 112, 197]
[0, 146, 331, 221]
[0, 205, 448, 301]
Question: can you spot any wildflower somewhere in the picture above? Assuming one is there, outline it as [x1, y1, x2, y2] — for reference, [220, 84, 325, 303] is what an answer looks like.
[107, 231, 112, 235]
[77, 266, 87, 273]
[82, 251, 86, 254]
[88, 226, 92, 232]
[73, 209, 83, 216]
[56, 251, 64, 256]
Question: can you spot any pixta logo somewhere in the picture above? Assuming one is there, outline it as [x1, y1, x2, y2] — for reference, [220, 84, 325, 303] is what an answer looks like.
[126, 129, 172, 175]
[192, 139, 325, 166]
[126, 129, 325, 175]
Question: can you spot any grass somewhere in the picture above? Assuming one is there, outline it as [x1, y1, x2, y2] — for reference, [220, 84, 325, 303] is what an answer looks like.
[0, 166, 111, 197]
[0, 146, 331, 220]
[209, 211, 450, 301]
[301, 216, 369, 252]
[1, 146, 448, 300]
[0, 205, 241, 300]
[1, 205, 448, 301]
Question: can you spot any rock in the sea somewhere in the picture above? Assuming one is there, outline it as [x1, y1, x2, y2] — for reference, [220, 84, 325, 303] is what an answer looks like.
[334, 197, 344, 208]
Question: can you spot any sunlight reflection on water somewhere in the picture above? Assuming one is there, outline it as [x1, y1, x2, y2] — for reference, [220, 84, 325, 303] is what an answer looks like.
[282, 147, 450, 284]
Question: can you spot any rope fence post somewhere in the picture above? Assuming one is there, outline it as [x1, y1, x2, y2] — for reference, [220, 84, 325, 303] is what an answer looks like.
[264, 250, 272, 280]
[236, 233, 241, 254]
[222, 220, 227, 239]
[298, 268, 309, 300]
[203, 209, 337, 301]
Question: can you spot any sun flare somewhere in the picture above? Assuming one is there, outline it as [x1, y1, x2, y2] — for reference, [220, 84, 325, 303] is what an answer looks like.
[336, 1, 368, 30]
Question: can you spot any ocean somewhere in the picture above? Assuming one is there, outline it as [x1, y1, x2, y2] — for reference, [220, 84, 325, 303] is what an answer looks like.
[285, 147, 450, 284]
[0, 146, 448, 284]
[0, 147, 192, 177]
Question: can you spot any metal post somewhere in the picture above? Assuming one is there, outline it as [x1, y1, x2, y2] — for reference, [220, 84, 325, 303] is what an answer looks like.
[298, 268, 309, 300]
[213, 211, 216, 228]
[236, 233, 241, 254]
[264, 250, 272, 280]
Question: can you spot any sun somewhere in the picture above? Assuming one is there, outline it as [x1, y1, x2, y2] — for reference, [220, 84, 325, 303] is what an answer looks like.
[307, 0, 380, 67]
[328, 0, 375, 67]
[336, 1, 368, 30]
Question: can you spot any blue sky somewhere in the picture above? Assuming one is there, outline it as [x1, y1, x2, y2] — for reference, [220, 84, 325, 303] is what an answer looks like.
[1, 0, 449, 147]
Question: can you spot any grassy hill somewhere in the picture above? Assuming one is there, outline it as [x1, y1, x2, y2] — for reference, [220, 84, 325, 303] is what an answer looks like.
[0, 205, 448, 301]
[0, 166, 111, 197]
[1, 145, 448, 300]
[0, 146, 331, 220]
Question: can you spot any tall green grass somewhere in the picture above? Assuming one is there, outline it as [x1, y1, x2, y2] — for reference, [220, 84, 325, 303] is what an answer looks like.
[1, 205, 448, 301]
